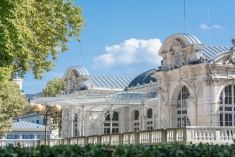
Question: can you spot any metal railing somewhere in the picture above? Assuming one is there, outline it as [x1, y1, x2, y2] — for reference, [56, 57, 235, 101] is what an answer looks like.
[2, 126, 235, 147]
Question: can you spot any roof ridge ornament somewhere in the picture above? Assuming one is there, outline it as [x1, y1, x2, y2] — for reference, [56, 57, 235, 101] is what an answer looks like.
[231, 39, 235, 50]
[224, 39, 235, 65]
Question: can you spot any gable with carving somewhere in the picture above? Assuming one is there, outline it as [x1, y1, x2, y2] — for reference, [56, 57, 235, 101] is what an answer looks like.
[158, 34, 204, 70]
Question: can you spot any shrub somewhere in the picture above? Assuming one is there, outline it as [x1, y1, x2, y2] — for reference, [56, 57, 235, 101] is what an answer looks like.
[0, 143, 235, 157]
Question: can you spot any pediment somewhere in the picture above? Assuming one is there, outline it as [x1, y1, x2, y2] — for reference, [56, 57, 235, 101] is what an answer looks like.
[63, 66, 91, 94]
[158, 34, 204, 70]
[211, 51, 235, 65]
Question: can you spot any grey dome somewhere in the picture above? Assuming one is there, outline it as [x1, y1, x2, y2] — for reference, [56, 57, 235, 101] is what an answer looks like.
[128, 69, 157, 87]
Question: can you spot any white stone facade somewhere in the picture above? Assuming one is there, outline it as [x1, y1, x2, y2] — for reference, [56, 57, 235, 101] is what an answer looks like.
[34, 34, 235, 138]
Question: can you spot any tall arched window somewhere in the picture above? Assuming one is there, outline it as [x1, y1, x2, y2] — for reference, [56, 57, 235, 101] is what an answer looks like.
[220, 85, 235, 126]
[133, 110, 140, 131]
[104, 111, 119, 134]
[177, 86, 190, 127]
[146, 108, 153, 130]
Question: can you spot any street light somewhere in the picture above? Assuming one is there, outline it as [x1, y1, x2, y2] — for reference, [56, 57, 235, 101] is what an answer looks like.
[33, 103, 61, 145]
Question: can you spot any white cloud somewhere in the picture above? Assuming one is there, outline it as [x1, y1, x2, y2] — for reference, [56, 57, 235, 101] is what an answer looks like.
[213, 24, 221, 29]
[200, 24, 210, 30]
[93, 38, 162, 68]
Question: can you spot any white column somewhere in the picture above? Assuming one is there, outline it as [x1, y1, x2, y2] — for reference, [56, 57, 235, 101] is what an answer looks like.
[82, 117, 85, 136]
[69, 106, 74, 137]
[142, 107, 146, 130]
[34, 134, 37, 139]
[109, 105, 113, 134]
[186, 95, 196, 126]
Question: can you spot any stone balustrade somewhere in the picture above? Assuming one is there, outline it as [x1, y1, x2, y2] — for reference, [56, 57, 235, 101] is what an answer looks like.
[0, 139, 38, 147]
[1, 126, 235, 147]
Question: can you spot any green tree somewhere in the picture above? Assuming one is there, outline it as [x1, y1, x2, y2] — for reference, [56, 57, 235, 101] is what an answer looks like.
[0, 82, 28, 136]
[43, 78, 65, 97]
[0, 0, 84, 79]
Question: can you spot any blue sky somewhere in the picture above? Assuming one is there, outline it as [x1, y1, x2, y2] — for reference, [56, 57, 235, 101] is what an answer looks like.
[23, 0, 235, 94]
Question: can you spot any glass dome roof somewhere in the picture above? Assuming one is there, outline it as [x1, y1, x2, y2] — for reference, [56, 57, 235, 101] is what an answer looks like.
[128, 69, 157, 87]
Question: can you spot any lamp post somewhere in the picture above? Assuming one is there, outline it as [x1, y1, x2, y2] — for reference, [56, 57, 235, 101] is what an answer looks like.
[33, 103, 61, 145]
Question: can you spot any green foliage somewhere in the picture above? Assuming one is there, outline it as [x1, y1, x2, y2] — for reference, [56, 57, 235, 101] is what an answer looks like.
[0, 82, 27, 136]
[43, 78, 65, 97]
[1, 143, 235, 157]
[19, 104, 34, 117]
[0, 66, 13, 85]
[0, 0, 84, 79]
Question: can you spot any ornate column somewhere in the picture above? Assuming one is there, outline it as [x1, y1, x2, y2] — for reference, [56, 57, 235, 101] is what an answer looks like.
[109, 105, 113, 134]
[186, 95, 196, 126]
[141, 105, 146, 130]
[61, 108, 70, 138]
[124, 107, 130, 132]
[210, 101, 220, 126]
[157, 86, 169, 128]
[69, 105, 74, 137]
[78, 108, 86, 136]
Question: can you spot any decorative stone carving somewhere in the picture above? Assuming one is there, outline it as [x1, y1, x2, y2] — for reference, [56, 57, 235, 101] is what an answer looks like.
[184, 79, 195, 87]
[186, 95, 196, 126]
[224, 51, 235, 65]
[204, 75, 220, 86]
[230, 39, 235, 51]
[157, 86, 168, 105]
[167, 40, 187, 69]
[224, 39, 235, 64]
[197, 80, 204, 98]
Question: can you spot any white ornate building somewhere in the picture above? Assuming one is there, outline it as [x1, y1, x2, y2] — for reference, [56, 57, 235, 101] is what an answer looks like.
[34, 34, 235, 138]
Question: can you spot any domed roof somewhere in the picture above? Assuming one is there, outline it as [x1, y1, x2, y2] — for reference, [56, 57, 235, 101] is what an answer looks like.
[128, 69, 157, 87]
[158, 33, 202, 57]
[73, 66, 90, 76]
[63, 66, 90, 81]
[178, 33, 201, 44]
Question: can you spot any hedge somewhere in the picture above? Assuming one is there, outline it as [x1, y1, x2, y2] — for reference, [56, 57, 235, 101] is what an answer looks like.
[0, 143, 235, 157]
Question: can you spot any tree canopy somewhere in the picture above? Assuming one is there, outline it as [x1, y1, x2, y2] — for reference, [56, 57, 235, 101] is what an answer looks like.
[0, 82, 28, 136]
[0, 0, 84, 79]
[43, 78, 65, 97]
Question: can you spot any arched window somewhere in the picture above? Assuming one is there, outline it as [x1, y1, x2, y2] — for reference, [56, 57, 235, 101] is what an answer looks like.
[146, 108, 153, 130]
[133, 110, 140, 131]
[134, 110, 139, 120]
[104, 111, 119, 134]
[105, 112, 119, 121]
[177, 86, 190, 127]
[220, 85, 235, 126]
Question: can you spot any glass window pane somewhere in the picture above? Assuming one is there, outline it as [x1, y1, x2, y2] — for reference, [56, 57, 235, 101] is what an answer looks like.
[113, 112, 119, 121]
[134, 111, 139, 120]
[220, 107, 223, 111]
[147, 108, 152, 118]
[177, 86, 190, 127]
[225, 107, 232, 111]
